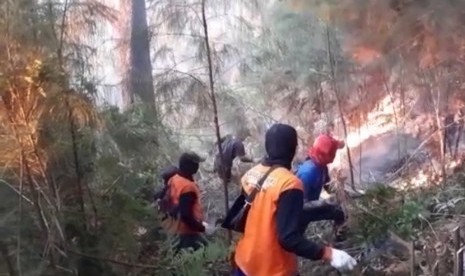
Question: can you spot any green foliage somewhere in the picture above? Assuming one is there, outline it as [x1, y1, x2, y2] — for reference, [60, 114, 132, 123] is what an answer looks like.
[0, 0, 232, 274]
[393, 200, 426, 238]
[100, 104, 178, 168]
[71, 103, 232, 275]
[266, 5, 329, 75]
[163, 239, 230, 276]
[245, 1, 348, 84]
[354, 178, 465, 242]
[354, 185, 427, 243]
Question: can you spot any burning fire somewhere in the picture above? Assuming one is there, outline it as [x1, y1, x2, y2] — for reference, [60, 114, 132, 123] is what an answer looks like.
[351, 46, 382, 65]
[332, 95, 395, 169]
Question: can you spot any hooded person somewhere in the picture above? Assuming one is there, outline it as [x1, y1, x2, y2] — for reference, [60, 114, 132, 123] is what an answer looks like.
[295, 134, 347, 241]
[233, 124, 356, 276]
[165, 151, 216, 252]
[213, 128, 258, 184]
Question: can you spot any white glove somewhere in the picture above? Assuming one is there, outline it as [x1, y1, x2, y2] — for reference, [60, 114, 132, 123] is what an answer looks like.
[329, 248, 357, 271]
[202, 221, 216, 235]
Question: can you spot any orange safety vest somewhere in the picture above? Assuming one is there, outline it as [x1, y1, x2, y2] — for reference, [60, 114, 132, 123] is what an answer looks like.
[234, 164, 303, 276]
[166, 174, 204, 235]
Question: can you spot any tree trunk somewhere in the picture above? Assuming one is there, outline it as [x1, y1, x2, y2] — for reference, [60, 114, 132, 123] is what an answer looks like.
[325, 25, 356, 191]
[454, 115, 463, 159]
[119, 0, 134, 109]
[201, 0, 232, 244]
[426, 70, 447, 183]
[130, 0, 155, 106]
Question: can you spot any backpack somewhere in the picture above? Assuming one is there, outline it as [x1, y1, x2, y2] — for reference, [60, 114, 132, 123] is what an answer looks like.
[157, 184, 177, 217]
[154, 166, 179, 217]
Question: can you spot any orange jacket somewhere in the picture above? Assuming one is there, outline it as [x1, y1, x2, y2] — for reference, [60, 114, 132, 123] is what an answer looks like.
[234, 164, 303, 276]
[168, 174, 204, 235]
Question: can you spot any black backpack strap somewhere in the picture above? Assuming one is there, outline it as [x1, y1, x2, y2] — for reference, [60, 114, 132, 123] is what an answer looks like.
[245, 166, 279, 205]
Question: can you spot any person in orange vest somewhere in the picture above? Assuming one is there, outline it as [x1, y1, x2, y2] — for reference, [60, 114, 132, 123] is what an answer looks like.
[233, 124, 356, 276]
[167, 151, 216, 252]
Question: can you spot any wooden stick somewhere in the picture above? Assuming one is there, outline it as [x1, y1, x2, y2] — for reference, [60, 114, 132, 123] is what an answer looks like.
[410, 241, 415, 276]
[454, 226, 463, 276]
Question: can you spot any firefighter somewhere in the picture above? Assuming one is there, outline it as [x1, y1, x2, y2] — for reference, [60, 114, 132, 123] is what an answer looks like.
[295, 134, 347, 241]
[233, 124, 356, 276]
[166, 151, 216, 252]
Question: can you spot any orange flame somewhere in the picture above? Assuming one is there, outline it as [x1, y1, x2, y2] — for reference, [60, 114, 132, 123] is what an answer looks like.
[351, 46, 382, 65]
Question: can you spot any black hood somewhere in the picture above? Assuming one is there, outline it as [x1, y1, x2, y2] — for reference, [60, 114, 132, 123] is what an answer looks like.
[178, 151, 205, 181]
[262, 123, 298, 170]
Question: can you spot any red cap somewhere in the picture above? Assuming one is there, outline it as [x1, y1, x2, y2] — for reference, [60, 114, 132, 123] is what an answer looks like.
[308, 134, 344, 165]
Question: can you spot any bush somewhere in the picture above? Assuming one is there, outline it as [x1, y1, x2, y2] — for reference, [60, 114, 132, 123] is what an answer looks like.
[353, 185, 427, 243]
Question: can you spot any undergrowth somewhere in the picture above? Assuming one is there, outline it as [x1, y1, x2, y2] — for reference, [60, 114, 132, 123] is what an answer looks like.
[352, 185, 427, 243]
[353, 172, 465, 245]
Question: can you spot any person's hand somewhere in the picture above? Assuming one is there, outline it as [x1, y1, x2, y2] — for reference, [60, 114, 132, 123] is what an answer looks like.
[202, 221, 217, 235]
[323, 247, 357, 272]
